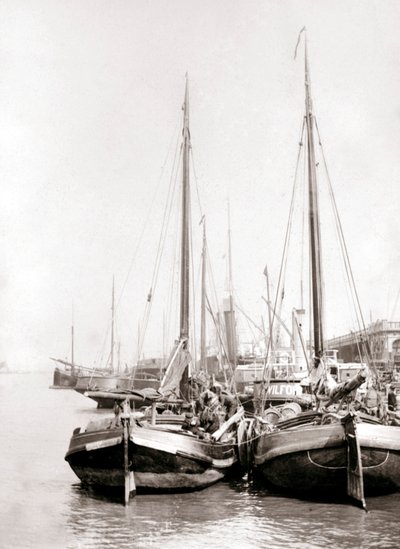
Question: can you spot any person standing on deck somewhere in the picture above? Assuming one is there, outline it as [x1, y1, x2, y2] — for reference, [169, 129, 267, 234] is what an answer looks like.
[388, 385, 397, 412]
[364, 383, 379, 416]
[212, 384, 238, 420]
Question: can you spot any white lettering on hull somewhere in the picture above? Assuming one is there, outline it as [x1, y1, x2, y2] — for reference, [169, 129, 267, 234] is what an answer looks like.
[266, 384, 302, 396]
[86, 436, 122, 451]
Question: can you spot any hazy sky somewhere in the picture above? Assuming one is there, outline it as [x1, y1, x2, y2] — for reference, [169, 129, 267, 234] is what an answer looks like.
[1, 0, 399, 369]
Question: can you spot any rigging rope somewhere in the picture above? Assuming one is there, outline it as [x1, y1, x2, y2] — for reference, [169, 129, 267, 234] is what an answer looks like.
[131, 119, 183, 376]
[314, 119, 379, 382]
[262, 118, 306, 384]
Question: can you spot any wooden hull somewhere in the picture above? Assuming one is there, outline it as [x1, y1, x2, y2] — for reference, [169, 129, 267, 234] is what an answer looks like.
[253, 421, 400, 496]
[238, 393, 312, 415]
[85, 395, 155, 409]
[65, 420, 237, 493]
[74, 375, 131, 392]
[74, 376, 160, 407]
[52, 367, 78, 388]
[85, 379, 160, 408]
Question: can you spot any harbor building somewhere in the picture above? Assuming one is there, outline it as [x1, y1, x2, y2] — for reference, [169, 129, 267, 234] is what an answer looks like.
[326, 320, 400, 373]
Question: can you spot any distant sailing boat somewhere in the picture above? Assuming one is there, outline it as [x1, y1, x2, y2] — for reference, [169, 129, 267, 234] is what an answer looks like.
[70, 280, 161, 404]
[252, 31, 400, 508]
[50, 316, 80, 388]
[72, 279, 131, 398]
[51, 285, 132, 391]
[80, 278, 162, 409]
[65, 77, 244, 502]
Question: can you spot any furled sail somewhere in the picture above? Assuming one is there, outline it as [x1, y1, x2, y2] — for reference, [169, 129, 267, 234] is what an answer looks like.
[158, 339, 191, 397]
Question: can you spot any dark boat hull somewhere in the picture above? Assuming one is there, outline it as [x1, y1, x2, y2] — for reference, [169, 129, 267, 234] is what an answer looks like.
[52, 367, 78, 388]
[74, 374, 130, 392]
[73, 376, 160, 407]
[85, 395, 156, 409]
[65, 420, 237, 492]
[84, 378, 160, 408]
[253, 421, 400, 496]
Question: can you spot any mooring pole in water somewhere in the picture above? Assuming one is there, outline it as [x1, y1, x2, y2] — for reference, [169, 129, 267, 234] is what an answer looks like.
[344, 414, 367, 511]
[121, 399, 135, 505]
[151, 401, 157, 425]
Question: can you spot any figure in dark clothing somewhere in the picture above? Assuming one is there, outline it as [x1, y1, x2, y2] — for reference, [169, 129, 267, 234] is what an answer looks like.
[212, 385, 238, 420]
[181, 411, 202, 435]
[188, 379, 200, 401]
[111, 400, 123, 428]
[388, 385, 397, 412]
[196, 389, 218, 414]
[199, 407, 220, 434]
[221, 393, 238, 419]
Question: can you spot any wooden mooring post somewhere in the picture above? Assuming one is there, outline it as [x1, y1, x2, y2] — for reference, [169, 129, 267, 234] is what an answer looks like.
[121, 399, 136, 505]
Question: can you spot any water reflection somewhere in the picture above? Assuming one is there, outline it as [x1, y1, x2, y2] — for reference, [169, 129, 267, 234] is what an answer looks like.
[64, 477, 400, 549]
[1, 374, 400, 549]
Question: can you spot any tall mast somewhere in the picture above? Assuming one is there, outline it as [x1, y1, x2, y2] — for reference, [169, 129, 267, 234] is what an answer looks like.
[180, 75, 190, 347]
[227, 201, 237, 367]
[263, 264, 274, 358]
[304, 37, 324, 360]
[71, 325, 75, 369]
[117, 341, 121, 375]
[71, 304, 75, 373]
[110, 276, 115, 373]
[200, 217, 207, 373]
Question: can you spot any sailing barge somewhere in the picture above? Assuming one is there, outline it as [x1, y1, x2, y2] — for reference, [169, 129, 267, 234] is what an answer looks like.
[251, 31, 400, 509]
[65, 77, 245, 502]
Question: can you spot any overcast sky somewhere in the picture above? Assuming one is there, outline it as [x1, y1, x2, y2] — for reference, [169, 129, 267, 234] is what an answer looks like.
[1, 0, 399, 369]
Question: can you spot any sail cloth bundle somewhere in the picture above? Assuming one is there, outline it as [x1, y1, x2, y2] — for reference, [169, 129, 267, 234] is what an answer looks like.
[158, 339, 191, 398]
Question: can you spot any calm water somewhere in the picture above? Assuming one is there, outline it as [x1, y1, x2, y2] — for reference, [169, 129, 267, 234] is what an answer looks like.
[1, 372, 400, 549]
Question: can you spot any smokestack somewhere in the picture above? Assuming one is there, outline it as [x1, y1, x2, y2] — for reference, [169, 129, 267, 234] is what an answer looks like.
[223, 297, 237, 367]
